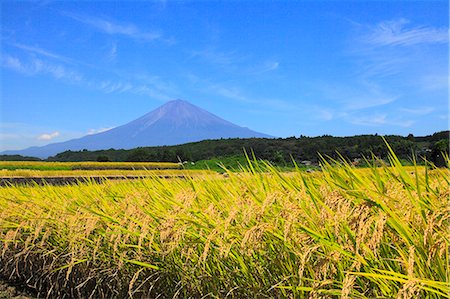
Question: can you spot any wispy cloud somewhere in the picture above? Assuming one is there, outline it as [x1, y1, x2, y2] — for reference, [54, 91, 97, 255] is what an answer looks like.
[2, 52, 176, 102]
[65, 12, 161, 41]
[400, 107, 435, 115]
[97, 80, 133, 93]
[366, 18, 448, 47]
[186, 72, 252, 103]
[319, 80, 398, 111]
[260, 61, 279, 72]
[186, 72, 301, 112]
[208, 84, 249, 103]
[131, 85, 173, 101]
[0, 123, 44, 151]
[345, 95, 397, 110]
[317, 109, 334, 121]
[37, 131, 60, 140]
[350, 18, 448, 84]
[190, 48, 242, 67]
[325, 19, 447, 126]
[2, 55, 82, 82]
[107, 42, 118, 62]
[93, 79, 173, 101]
[420, 75, 448, 91]
[190, 47, 279, 76]
[349, 114, 414, 128]
[248, 60, 280, 75]
[133, 73, 178, 94]
[0, 123, 87, 151]
[9, 42, 74, 63]
[87, 127, 113, 135]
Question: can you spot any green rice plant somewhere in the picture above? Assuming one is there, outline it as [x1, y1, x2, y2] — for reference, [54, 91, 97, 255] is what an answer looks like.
[0, 150, 448, 298]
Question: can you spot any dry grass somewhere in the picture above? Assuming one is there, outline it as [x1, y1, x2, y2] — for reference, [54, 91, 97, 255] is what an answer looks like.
[0, 151, 448, 298]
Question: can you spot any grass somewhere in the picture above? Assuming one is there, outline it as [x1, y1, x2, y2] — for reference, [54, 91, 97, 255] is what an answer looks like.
[0, 150, 448, 298]
[184, 155, 314, 172]
[183, 155, 256, 172]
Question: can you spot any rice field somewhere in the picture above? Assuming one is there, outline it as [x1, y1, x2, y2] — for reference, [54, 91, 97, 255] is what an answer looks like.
[0, 164, 213, 187]
[0, 161, 181, 171]
[0, 169, 215, 179]
[0, 150, 448, 298]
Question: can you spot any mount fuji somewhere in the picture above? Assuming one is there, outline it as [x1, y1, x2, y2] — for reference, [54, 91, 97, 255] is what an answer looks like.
[2, 100, 272, 158]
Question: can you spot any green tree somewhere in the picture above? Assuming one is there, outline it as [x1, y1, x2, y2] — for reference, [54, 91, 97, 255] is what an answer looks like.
[96, 155, 110, 162]
[431, 139, 449, 167]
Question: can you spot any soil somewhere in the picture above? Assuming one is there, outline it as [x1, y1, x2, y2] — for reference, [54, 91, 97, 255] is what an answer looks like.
[0, 279, 36, 299]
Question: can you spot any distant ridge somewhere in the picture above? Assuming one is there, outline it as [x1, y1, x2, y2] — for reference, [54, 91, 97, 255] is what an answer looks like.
[2, 99, 272, 158]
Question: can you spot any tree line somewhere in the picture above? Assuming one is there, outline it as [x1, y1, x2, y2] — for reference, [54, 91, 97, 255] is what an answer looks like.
[2, 131, 448, 167]
[46, 131, 448, 166]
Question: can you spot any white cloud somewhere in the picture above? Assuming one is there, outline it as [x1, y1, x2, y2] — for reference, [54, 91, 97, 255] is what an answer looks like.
[37, 131, 60, 140]
[366, 18, 448, 47]
[0, 123, 86, 151]
[65, 13, 161, 41]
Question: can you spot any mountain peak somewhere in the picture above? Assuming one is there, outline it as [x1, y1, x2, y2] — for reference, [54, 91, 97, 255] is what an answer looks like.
[164, 99, 190, 106]
[135, 99, 221, 128]
[170, 98, 189, 103]
[158, 99, 198, 113]
[2, 99, 272, 158]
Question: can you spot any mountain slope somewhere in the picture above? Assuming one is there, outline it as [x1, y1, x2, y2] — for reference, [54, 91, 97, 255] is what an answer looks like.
[2, 100, 272, 158]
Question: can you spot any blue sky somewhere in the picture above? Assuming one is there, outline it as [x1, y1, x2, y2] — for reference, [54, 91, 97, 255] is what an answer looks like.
[1, 0, 448, 151]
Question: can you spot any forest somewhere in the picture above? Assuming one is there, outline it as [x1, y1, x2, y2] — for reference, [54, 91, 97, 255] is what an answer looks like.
[24, 131, 448, 167]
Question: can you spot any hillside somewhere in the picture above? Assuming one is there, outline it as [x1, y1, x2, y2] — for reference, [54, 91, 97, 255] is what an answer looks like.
[1, 100, 271, 158]
[39, 131, 449, 167]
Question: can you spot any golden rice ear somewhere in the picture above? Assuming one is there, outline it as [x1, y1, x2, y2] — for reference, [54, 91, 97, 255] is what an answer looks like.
[0, 154, 448, 298]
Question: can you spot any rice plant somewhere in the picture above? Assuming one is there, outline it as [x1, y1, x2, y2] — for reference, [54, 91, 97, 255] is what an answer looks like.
[0, 161, 181, 171]
[0, 150, 448, 298]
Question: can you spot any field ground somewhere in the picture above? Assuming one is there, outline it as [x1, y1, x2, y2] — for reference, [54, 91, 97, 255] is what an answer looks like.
[0, 169, 217, 186]
[0, 152, 449, 298]
[0, 278, 35, 299]
[0, 161, 181, 171]
[0, 165, 217, 186]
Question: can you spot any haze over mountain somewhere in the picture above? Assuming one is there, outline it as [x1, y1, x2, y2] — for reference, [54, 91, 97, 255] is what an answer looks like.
[2, 100, 272, 158]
